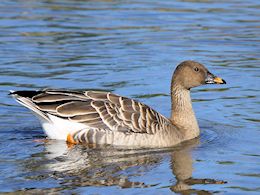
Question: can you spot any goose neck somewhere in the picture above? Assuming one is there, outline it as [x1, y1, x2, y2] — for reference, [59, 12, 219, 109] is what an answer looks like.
[170, 85, 200, 140]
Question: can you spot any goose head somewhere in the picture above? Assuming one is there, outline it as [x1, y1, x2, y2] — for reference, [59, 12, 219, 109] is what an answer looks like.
[172, 60, 226, 90]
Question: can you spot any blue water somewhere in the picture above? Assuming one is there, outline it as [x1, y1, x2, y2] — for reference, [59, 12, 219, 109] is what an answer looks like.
[0, 0, 259, 194]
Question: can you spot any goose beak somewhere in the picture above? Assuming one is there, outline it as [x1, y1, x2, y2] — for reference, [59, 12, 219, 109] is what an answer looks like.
[205, 73, 226, 84]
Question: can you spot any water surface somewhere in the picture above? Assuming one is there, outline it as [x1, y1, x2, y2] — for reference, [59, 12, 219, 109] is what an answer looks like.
[0, 0, 259, 194]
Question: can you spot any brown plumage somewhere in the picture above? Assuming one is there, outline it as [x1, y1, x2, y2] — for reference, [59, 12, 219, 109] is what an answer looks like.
[10, 60, 226, 147]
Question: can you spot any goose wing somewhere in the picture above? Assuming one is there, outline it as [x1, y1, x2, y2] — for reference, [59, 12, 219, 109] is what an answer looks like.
[29, 89, 171, 134]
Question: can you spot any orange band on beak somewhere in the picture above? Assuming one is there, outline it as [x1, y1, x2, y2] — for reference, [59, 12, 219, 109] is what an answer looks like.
[213, 77, 226, 84]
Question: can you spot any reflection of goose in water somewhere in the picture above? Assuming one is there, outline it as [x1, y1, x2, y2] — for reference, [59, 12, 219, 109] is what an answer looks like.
[22, 138, 225, 193]
[170, 142, 226, 194]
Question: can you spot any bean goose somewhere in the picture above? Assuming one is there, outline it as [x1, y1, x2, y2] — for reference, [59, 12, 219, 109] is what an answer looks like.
[10, 61, 226, 147]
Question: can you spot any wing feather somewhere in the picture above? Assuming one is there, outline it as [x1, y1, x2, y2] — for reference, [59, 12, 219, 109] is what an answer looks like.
[56, 100, 94, 117]
[85, 91, 109, 100]
[37, 102, 62, 112]
[68, 113, 100, 122]
[107, 93, 121, 105]
[33, 94, 83, 103]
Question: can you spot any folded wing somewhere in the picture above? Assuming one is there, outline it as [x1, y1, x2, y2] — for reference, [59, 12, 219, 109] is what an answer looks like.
[16, 89, 171, 134]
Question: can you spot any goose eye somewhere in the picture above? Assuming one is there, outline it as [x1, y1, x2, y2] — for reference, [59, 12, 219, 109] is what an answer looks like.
[194, 67, 199, 72]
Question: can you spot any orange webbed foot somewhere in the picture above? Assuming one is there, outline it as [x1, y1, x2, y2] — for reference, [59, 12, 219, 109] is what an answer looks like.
[66, 133, 78, 145]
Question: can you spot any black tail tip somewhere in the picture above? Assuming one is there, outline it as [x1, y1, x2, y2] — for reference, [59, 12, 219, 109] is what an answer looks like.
[9, 90, 41, 98]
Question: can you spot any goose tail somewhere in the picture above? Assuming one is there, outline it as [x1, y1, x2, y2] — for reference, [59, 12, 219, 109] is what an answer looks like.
[9, 90, 51, 122]
[9, 90, 86, 140]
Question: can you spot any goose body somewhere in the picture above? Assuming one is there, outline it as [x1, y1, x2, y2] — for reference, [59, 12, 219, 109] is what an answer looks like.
[10, 61, 226, 148]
